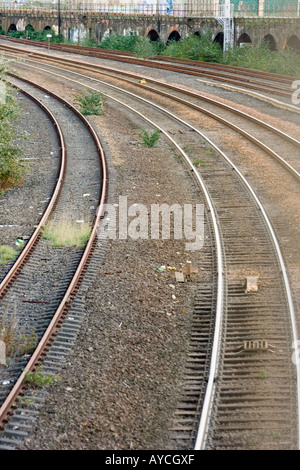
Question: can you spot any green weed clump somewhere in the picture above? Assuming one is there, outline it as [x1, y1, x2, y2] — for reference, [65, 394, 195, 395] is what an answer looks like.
[138, 129, 161, 148]
[74, 90, 106, 116]
[0, 245, 18, 264]
[24, 366, 60, 388]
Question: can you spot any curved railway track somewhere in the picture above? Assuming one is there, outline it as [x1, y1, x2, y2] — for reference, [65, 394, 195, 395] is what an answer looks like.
[1, 36, 297, 99]
[0, 43, 299, 450]
[0, 77, 108, 449]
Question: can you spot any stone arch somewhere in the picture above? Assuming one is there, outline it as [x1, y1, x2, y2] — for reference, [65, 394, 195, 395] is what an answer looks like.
[194, 31, 201, 37]
[25, 24, 34, 31]
[43, 25, 51, 31]
[237, 32, 252, 46]
[167, 30, 181, 43]
[7, 23, 17, 33]
[286, 35, 300, 54]
[147, 29, 160, 42]
[213, 31, 224, 48]
[263, 33, 277, 51]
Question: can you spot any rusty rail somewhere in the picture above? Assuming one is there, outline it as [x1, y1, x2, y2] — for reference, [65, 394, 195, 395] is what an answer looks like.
[0, 77, 108, 429]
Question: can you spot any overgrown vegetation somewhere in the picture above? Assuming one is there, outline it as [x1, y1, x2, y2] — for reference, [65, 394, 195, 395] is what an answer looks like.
[0, 58, 28, 194]
[7, 28, 64, 43]
[42, 218, 92, 248]
[165, 31, 223, 63]
[74, 89, 106, 116]
[97, 30, 300, 76]
[3, 27, 300, 76]
[0, 313, 38, 360]
[221, 41, 300, 76]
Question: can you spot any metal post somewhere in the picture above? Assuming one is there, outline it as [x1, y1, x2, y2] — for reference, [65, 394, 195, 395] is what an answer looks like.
[222, 0, 234, 52]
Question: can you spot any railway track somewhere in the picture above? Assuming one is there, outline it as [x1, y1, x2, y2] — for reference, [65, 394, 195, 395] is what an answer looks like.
[0, 37, 297, 100]
[0, 44, 299, 450]
[0, 77, 108, 449]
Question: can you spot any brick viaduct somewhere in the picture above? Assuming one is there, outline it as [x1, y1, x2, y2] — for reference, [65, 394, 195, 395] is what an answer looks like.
[0, 8, 299, 51]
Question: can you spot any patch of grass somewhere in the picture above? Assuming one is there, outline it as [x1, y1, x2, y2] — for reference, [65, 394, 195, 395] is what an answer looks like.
[24, 366, 60, 388]
[74, 90, 106, 116]
[0, 245, 18, 264]
[42, 219, 92, 248]
[138, 129, 161, 148]
[193, 157, 206, 167]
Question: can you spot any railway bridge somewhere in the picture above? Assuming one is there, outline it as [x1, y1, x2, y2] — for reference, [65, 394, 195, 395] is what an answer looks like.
[0, 2, 299, 51]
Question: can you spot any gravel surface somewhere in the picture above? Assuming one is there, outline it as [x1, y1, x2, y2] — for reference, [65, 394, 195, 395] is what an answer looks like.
[0, 91, 60, 281]
[12, 92, 207, 450]
[0, 42, 299, 450]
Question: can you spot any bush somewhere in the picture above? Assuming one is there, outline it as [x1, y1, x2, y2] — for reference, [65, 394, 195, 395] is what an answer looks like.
[7, 28, 64, 44]
[133, 36, 157, 58]
[164, 32, 223, 63]
[99, 32, 140, 52]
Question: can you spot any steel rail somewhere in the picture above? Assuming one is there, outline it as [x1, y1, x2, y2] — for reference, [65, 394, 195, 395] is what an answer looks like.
[11, 63, 300, 449]
[12, 58, 300, 182]
[0, 84, 66, 298]
[3, 36, 297, 84]
[3, 44, 299, 127]
[0, 77, 108, 428]
[0, 39, 293, 96]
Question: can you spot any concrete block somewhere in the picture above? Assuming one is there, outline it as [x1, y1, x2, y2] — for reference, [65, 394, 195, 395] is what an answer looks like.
[244, 275, 259, 293]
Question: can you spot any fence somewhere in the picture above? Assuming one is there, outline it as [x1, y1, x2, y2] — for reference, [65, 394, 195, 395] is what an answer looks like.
[0, 0, 299, 17]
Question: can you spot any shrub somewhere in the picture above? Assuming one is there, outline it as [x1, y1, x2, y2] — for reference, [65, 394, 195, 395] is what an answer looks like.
[133, 36, 156, 59]
[164, 32, 222, 63]
[99, 32, 139, 52]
